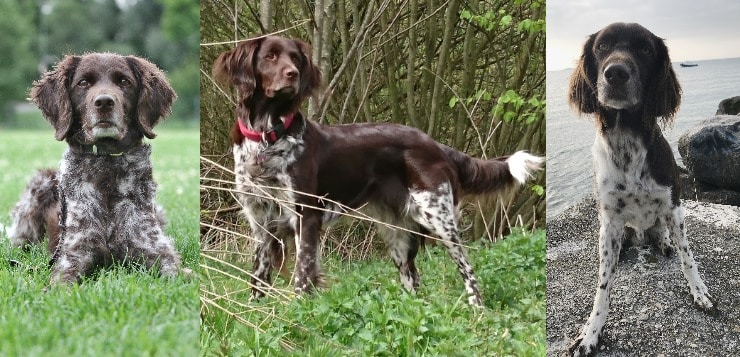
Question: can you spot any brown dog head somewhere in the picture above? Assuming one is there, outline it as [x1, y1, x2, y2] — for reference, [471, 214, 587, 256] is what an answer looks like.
[30, 53, 176, 145]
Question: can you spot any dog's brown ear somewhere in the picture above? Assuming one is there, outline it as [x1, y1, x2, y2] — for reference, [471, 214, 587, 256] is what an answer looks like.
[213, 38, 262, 101]
[30, 55, 80, 141]
[126, 56, 176, 139]
[647, 38, 681, 126]
[569, 33, 598, 114]
[293, 39, 323, 98]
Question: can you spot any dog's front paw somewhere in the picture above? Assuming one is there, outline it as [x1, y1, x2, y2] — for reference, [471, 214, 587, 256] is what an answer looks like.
[693, 292, 718, 316]
[567, 334, 599, 357]
[658, 242, 675, 258]
[248, 288, 266, 302]
[178, 267, 194, 280]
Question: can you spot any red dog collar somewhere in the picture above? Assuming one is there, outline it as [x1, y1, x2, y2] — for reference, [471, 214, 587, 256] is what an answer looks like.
[237, 113, 294, 143]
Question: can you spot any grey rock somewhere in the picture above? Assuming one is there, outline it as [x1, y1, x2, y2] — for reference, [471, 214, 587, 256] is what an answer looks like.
[678, 115, 740, 191]
[716, 96, 740, 115]
[679, 168, 740, 206]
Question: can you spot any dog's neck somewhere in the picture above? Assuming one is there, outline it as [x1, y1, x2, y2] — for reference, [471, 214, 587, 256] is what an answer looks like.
[67, 137, 144, 156]
[237, 113, 295, 143]
[231, 92, 304, 145]
[597, 108, 661, 139]
[239, 92, 301, 131]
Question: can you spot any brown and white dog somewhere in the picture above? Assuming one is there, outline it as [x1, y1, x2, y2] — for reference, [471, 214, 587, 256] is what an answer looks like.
[9, 53, 190, 283]
[213, 35, 543, 306]
[567, 23, 716, 356]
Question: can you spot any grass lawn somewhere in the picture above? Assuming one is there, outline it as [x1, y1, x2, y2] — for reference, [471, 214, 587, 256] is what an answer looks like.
[201, 228, 545, 356]
[0, 127, 200, 357]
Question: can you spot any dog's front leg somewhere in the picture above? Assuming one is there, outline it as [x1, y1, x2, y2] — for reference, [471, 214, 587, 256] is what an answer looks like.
[50, 232, 106, 284]
[293, 208, 323, 295]
[249, 229, 280, 300]
[569, 216, 624, 357]
[668, 206, 716, 313]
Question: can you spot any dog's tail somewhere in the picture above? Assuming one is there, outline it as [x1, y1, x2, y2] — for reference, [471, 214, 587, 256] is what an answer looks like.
[8, 169, 60, 253]
[442, 146, 543, 196]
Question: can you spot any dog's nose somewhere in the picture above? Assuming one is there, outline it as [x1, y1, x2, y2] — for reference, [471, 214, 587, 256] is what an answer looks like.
[285, 67, 298, 79]
[604, 63, 631, 86]
[94, 95, 116, 111]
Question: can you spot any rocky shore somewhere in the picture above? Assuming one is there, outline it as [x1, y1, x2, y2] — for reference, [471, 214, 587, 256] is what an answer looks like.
[677, 96, 740, 206]
[546, 195, 740, 356]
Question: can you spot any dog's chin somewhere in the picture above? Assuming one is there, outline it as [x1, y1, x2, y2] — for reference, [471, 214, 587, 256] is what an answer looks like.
[598, 92, 641, 112]
[265, 86, 298, 98]
[88, 123, 126, 142]
[597, 82, 641, 111]
[601, 99, 641, 111]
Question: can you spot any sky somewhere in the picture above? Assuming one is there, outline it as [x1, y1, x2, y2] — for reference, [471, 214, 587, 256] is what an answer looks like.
[547, 0, 740, 71]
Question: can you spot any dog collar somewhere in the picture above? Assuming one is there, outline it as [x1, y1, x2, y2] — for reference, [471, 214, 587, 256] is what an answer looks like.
[238, 113, 294, 143]
[77, 144, 126, 156]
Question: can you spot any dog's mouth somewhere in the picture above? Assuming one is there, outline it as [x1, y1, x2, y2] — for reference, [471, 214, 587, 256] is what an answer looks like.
[95, 121, 115, 129]
[597, 82, 641, 110]
[265, 86, 297, 98]
[264, 78, 299, 98]
[86, 118, 126, 141]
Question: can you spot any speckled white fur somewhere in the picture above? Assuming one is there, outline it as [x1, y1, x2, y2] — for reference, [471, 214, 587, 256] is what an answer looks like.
[571, 125, 715, 357]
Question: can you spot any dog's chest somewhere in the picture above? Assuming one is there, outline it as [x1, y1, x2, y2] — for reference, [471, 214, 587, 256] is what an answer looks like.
[592, 131, 672, 229]
[59, 147, 156, 229]
[233, 137, 305, 227]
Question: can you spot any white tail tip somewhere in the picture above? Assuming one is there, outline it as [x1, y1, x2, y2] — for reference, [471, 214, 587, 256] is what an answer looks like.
[506, 151, 544, 185]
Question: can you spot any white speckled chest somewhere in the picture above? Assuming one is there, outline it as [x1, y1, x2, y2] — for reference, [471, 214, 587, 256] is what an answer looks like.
[233, 135, 305, 232]
[592, 130, 673, 230]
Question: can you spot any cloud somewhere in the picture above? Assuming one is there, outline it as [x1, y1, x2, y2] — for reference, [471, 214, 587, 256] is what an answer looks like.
[547, 0, 740, 70]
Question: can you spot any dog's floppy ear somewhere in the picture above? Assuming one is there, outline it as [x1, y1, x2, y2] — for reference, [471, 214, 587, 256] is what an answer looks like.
[646, 37, 681, 126]
[30, 55, 80, 141]
[293, 39, 323, 98]
[569, 33, 598, 114]
[213, 38, 262, 101]
[126, 56, 176, 139]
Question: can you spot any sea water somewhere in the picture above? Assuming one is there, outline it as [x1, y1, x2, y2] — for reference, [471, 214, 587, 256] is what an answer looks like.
[546, 57, 740, 220]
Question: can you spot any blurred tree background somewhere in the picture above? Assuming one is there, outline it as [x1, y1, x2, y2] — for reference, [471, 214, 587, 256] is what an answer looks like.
[0, 0, 199, 127]
[201, 0, 546, 244]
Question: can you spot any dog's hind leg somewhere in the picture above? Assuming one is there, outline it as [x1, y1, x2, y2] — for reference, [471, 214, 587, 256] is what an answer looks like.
[569, 216, 624, 357]
[408, 182, 482, 307]
[8, 169, 59, 251]
[668, 205, 716, 313]
[377, 223, 420, 292]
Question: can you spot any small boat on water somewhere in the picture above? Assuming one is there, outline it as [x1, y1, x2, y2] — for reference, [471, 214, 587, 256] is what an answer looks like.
[680, 62, 698, 67]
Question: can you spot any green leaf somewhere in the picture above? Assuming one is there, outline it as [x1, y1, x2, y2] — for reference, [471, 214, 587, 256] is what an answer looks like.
[448, 97, 459, 108]
[503, 111, 516, 122]
[500, 15, 512, 27]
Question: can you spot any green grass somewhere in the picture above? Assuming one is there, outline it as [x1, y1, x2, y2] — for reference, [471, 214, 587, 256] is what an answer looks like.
[201, 229, 545, 356]
[0, 128, 200, 357]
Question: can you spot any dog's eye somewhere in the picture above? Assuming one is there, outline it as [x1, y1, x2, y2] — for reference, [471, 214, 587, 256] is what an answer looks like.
[641, 47, 652, 55]
[597, 43, 609, 51]
[77, 79, 90, 87]
[265, 52, 276, 60]
[118, 77, 132, 87]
